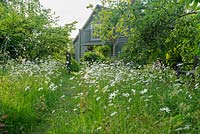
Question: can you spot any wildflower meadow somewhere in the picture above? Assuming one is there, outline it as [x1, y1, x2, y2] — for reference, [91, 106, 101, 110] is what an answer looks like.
[41, 62, 200, 134]
[1, 0, 200, 133]
[0, 58, 66, 133]
[0, 60, 200, 133]
[65, 62, 200, 133]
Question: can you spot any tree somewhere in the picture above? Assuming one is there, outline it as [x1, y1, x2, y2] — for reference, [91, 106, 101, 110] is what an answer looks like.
[165, 11, 200, 63]
[93, 0, 134, 57]
[182, 0, 200, 9]
[122, 0, 199, 65]
[0, 0, 75, 62]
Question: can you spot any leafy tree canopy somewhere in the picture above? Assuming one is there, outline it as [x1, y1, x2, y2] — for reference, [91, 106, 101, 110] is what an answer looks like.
[92, 0, 134, 57]
[0, 0, 76, 62]
[121, 0, 200, 65]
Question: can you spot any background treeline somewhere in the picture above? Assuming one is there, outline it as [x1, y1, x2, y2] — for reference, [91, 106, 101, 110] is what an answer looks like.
[95, 0, 200, 66]
[0, 0, 75, 62]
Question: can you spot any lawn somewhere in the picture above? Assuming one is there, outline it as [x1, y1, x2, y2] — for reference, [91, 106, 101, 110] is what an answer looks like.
[0, 61, 199, 134]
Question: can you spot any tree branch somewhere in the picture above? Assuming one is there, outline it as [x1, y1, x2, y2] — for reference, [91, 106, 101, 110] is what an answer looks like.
[178, 11, 199, 18]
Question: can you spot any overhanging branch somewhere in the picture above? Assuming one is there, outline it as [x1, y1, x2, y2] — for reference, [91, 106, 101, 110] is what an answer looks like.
[178, 11, 199, 18]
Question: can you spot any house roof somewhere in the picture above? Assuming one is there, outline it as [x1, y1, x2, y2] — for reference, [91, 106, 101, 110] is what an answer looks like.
[73, 4, 102, 44]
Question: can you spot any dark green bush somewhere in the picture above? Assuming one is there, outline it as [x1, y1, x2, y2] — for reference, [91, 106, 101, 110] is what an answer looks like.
[70, 58, 81, 72]
[94, 45, 111, 57]
[82, 52, 104, 62]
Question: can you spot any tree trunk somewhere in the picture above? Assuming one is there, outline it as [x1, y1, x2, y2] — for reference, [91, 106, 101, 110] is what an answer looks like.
[112, 40, 117, 57]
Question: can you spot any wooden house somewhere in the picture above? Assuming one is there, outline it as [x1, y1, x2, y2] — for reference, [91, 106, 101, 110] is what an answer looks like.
[73, 5, 128, 61]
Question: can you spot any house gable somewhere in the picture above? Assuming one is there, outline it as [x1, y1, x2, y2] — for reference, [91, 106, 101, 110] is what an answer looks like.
[73, 4, 102, 45]
[73, 4, 128, 61]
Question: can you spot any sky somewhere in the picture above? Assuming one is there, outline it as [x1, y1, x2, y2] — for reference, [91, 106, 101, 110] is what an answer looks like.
[39, 0, 101, 38]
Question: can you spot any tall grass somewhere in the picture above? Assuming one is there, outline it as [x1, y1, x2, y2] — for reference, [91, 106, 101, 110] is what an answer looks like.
[0, 59, 65, 134]
[0, 60, 199, 133]
[49, 62, 200, 133]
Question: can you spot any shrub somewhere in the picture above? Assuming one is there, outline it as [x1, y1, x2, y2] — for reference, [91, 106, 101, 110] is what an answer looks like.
[70, 58, 81, 72]
[94, 45, 111, 57]
[82, 52, 104, 62]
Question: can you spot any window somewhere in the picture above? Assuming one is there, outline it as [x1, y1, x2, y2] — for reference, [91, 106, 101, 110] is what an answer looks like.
[91, 24, 101, 40]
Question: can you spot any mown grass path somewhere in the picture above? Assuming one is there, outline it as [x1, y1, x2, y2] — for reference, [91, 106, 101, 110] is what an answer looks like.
[31, 73, 78, 134]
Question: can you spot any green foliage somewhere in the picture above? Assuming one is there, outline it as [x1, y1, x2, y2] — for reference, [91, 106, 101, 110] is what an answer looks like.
[82, 51, 105, 62]
[93, 0, 133, 57]
[48, 62, 200, 133]
[94, 45, 111, 57]
[180, 0, 200, 9]
[70, 58, 81, 72]
[0, 59, 65, 134]
[81, 45, 111, 63]
[1, 61, 200, 133]
[121, 0, 200, 65]
[166, 14, 200, 63]
[0, 0, 75, 62]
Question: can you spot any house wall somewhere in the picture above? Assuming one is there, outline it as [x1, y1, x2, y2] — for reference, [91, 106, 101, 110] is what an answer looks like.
[74, 19, 103, 61]
[114, 36, 128, 56]
[80, 45, 88, 58]
[74, 44, 80, 60]
[73, 5, 128, 61]
[74, 34, 128, 60]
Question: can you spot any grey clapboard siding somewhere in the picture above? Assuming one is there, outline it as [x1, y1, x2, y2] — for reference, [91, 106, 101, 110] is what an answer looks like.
[73, 5, 128, 61]
[117, 36, 128, 43]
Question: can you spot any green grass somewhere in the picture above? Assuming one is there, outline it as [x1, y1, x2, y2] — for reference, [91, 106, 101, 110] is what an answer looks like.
[31, 74, 78, 134]
[0, 60, 71, 134]
[0, 61, 200, 134]
[46, 63, 200, 133]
